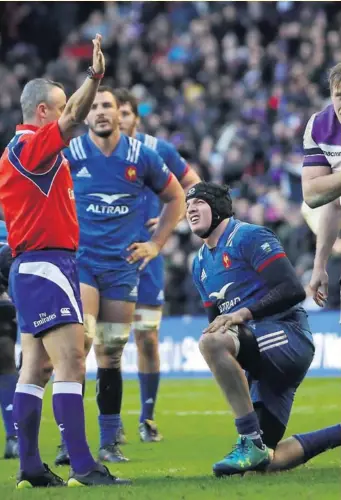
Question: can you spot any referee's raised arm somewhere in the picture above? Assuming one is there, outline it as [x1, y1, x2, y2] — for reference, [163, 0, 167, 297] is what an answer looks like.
[14, 34, 105, 173]
[58, 33, 105, 142]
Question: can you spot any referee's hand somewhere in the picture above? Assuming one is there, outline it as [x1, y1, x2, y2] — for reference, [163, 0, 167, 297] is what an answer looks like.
[92, 33, 105, 75]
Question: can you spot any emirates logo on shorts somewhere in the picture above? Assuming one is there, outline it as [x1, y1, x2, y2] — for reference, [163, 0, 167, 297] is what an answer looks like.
[125, 166, 137, 181]
[222, 253, 231, 269]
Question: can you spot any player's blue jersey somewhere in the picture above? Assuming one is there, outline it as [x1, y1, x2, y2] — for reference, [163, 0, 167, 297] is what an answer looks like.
[192, 218, 290, 316]
[0, 221, 8, 244]
[64, 134, 171, 270]
[136, 132, 188, 242]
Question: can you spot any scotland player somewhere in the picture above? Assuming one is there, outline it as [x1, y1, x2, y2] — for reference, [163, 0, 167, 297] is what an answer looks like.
[0, 222, 18, 460]
[187, 182, 340, 475]
[55, 86, 185, 464]
[117, 88, 200, 442]
[302, 63, 341, 306]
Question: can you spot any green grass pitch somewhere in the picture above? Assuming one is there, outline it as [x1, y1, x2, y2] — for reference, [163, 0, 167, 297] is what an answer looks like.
[0, 377, 340, 499]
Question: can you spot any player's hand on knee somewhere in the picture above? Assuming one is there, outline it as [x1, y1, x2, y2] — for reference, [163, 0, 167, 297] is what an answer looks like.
[92, 33, 105, 74]
[307, 267, 328, 307]
[203, 308, 252, 335]
[145, 217, 160, 234]
[126, 241, 160, 270]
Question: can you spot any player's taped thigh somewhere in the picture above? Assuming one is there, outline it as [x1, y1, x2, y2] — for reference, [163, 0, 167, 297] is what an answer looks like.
[83, 313, 97, 340]
[94, 322, 131, 347]
[225, 325, 241, 357]
[133, 308, 162, 331]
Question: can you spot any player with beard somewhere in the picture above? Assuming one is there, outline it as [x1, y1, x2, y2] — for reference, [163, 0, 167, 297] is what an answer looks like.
[53, 86, 185, 465]
[115, 88, 200, 443]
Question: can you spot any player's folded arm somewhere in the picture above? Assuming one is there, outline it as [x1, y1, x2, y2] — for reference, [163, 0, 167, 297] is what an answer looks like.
[13, 121, 68, 174]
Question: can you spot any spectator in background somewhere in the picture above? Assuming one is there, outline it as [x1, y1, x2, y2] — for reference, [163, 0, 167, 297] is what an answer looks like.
[1, 0, 339, 314]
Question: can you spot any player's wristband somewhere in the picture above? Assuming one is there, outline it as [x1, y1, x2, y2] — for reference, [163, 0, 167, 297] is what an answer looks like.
[87, 66, 104, 80]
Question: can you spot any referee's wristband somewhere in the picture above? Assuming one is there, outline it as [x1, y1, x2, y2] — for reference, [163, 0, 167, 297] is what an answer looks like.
[87, 66, 104, 80]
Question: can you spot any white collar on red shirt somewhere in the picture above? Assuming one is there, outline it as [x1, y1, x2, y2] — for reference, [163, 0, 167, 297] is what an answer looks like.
[15, 124, 38, 135]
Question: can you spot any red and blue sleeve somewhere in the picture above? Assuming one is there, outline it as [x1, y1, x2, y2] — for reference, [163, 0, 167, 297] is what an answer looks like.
[14, 121, 68, 173]
[144, 149, 173, 193]
[242, 227, 286, 272]
[159, 140, 189, 181]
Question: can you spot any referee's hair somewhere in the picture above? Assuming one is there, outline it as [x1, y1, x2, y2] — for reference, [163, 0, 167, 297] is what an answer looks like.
[20, 78, 64, 122]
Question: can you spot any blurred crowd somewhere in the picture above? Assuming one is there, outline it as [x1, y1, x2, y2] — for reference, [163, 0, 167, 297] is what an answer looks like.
[1, 1, 341, 315]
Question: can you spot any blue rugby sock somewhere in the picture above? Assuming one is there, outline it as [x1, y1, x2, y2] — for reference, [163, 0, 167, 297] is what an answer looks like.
[138, 372, 160, 423]
[294, 424, 341, 462]
[0, 373, 18, 437]
[235, 411, 264, 449]
[99, 414, 121, 448]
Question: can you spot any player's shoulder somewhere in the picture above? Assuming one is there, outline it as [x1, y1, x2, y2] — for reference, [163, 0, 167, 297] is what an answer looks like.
[226, 220, 275, 245]
[139, 132, 176, 156]
[136, 132, 158, 151]
[67, 133, 89, 162]
[8, 127, 35, 149]
[154, 137, 179, 160]
[304, 104, 336, 143]
[136, 137, 162, 163]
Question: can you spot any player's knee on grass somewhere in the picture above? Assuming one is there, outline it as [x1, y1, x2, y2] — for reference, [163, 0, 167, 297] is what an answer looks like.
[266, 437, 305, 472]
[94, 322, 131, 369]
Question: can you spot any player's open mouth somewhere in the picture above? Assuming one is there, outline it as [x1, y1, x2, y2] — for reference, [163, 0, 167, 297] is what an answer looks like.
[97, 120, 110, 125]
[190, 215, 200, 224]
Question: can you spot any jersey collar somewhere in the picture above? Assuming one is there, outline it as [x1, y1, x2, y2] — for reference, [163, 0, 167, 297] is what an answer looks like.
[86, 132, 124, 157]
[16, 124, 39, 134]
[217, 217, 236, 247]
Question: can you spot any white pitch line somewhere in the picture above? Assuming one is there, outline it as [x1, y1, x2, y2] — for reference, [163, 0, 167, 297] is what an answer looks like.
[82, 403, 340, 417]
